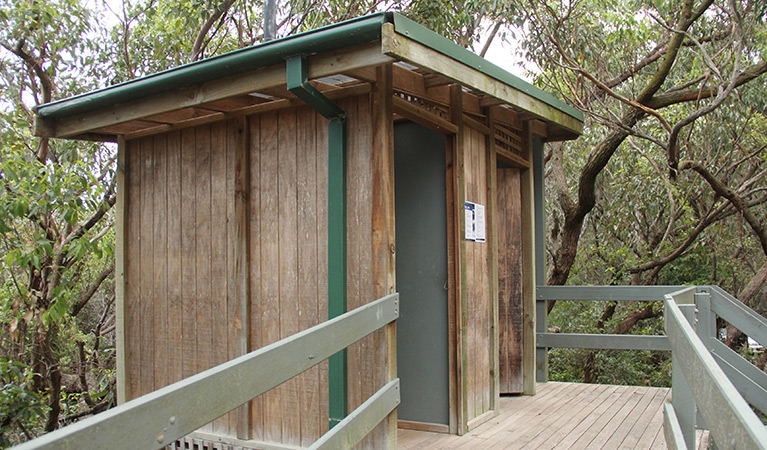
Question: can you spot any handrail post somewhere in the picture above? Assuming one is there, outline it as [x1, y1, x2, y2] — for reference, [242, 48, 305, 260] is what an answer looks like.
[669, 300, 697, 450]
[695, 289, 715, 349]
[694, 289, 714, 433]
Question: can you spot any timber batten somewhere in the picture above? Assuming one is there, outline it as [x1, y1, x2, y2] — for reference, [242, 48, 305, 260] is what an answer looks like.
[34, 12, 583, 449]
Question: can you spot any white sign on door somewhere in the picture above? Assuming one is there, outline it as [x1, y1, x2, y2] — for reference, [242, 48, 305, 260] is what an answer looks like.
[464, 201, 486, 243]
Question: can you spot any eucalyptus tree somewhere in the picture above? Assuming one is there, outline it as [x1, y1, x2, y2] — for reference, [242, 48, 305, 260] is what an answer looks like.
[517, 0, 767, 381]
[523, 0, 767, 289]
[0, 0, 119, 444]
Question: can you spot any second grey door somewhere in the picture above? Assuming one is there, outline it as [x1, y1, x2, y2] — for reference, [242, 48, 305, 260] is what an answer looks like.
[394, 121, 449, 426]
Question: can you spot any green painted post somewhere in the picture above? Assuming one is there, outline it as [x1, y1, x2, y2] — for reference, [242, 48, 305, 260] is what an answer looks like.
[286, 55, 348, 428]
[327, 118, 348, 428]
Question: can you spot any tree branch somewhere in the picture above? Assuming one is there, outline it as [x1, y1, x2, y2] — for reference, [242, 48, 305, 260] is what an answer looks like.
[189, 0, 236, 61]
[71, 264, 114, 316]
[681, 161, 767, 257]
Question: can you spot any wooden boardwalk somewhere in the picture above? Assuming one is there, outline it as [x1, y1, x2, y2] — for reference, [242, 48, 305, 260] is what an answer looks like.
[398, 382, 670, 450]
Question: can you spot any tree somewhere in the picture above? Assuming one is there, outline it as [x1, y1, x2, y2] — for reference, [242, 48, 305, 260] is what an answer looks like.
[0, 0, 117, 443]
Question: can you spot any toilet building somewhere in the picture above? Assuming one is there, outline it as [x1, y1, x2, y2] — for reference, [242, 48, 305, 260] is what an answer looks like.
[34, 12, 583, 449]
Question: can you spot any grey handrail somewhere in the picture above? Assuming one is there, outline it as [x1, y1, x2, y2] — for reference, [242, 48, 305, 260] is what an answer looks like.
[535, 285, 680, 353]
[13, 293, 400, 450]
[664, 290, 767, 450]
[535, 285, 767, 449]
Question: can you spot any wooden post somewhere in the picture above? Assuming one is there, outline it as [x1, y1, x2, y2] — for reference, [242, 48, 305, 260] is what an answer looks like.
[694, 289, 714, 432]
[531, 129, 547, 383]
[233, 117, 252, 439]
[673, 303, 697, 450]
[485, 107, 500, 414]
[449, 83, 469, 435]
[372, 63, 397, 449]
[115, 136, 128, 404]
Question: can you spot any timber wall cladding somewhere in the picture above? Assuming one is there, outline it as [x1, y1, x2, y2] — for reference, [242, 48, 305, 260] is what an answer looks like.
[463, 125, 493, 422]
[497, 168, 523, 394]
[123, 94, 390, 448]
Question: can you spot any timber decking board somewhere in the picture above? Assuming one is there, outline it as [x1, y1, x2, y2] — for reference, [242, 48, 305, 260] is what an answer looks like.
[398, 382, 669, 450]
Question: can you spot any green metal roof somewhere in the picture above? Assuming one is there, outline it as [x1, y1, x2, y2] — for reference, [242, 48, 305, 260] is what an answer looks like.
[36, 12, 583, 124]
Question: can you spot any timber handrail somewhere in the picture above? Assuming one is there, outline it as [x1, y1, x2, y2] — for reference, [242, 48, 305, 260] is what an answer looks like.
[13, 293, 400, 450]
[535, 285, 683, 353]
[663, 288, 767, 450]
[535, 285, 767, 449]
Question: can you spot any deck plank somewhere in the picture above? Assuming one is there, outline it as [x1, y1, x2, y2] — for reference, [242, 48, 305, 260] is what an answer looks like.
[449, 380, 572, 449]
[398, 382, 668, 450]
[533, 383, 623, 450]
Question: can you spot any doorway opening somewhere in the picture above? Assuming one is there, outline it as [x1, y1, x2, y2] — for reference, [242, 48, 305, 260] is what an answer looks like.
[394, 121, 450, 428]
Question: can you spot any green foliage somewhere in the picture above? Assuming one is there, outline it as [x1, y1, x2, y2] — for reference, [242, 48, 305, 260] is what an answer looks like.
[0, 0, 763, 442]
[527, 0, 767, 386]
[549, 348, 671, 386]
[547, 299, 671, 386]
[0, 358, 46, 447]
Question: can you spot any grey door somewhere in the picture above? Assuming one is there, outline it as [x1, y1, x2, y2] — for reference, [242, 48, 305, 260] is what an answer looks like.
[394, 121, 449, 426]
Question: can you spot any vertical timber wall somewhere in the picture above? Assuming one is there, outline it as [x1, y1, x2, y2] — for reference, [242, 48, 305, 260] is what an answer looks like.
[121, 92, 395, 448]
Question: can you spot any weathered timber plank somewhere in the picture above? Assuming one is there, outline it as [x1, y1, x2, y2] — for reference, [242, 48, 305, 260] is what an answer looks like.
[210, 121, 229, 435]
[600, 384, 664, 449]
[181, 129, 197, 378]
[123, 84, 372, 142]
[229, 118, 250, 437]
[194, 125, 214, 434]
[536, 384, 623, 449]
[619, 388, 669, 449]
[297, 107, 320, 446]
[151, 133, 169, 394]
[497, 168, 523, 394]
[247, 115, 263, 440]
[391, 95, 457, 134]
[568, 386, 645, 450]
[260, 112, 282, 443]
[371, 63, 397, 449]
[180, 128, 198, 382]
[455, 382, 586, 449]
[352, 93, 378, 450]
[449, 83, 468, 434]
[497, 383, 603, 450]
[166, 132, 183, 387]
[520, 124, 536, 394]
[278, 108, 301, 447]
[114, 137, 127, 403]
[138, 137, 155, 397]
